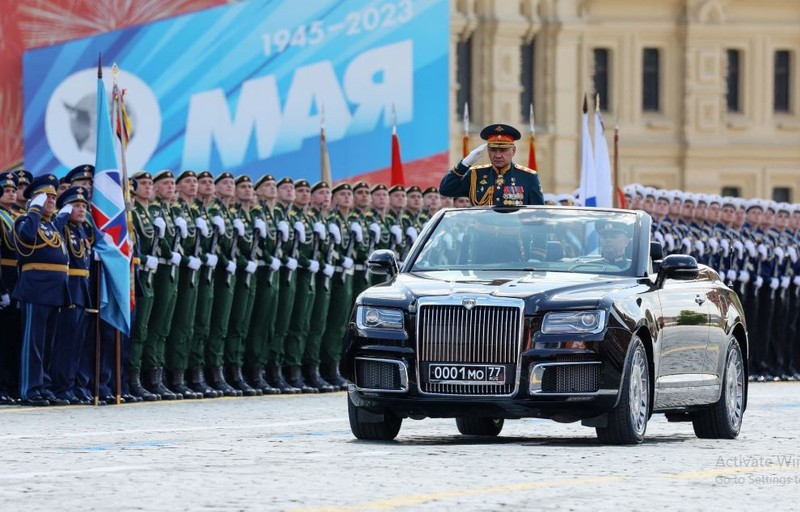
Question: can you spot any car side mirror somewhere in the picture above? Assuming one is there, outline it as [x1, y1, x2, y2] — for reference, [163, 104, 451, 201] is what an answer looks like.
[656, 254, 699, 287]
[367, 249, 399, 277]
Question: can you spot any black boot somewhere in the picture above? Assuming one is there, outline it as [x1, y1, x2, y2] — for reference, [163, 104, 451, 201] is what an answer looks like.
[321, 362, 349, 391]
[169, 369, 202, 399]
[246, 366, 280, 395]
[226, 365, 260, 397]
[145, 368, 179, 400]
[208, 366, 241, 397]
[303, 364, 335, 393]
[287, 366, 318, 394]
[189, 367, 221, 398]
[128, 367, 158, 402]
[266, 365, 300, 394]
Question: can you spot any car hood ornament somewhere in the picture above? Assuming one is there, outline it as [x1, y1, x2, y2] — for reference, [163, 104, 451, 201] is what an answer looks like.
[462, 297, 477, 310]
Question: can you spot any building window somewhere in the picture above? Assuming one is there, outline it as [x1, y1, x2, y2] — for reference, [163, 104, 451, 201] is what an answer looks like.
[593, 48, 610, 111]
[642, 48, 660, 112]
[721, 186, 741, 198]
[773, 187, 791, 203]
[456, 37, 472, 117]
[520, 38, 536, 122]
[726, 49, 741, 112]
[774, 50, 791, 113]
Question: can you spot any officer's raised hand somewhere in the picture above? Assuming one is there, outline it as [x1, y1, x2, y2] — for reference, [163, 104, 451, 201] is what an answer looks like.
[462, 143, 488, 167]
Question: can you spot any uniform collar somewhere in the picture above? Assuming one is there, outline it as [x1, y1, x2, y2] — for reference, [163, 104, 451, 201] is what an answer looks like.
[493, 163, 511, 174]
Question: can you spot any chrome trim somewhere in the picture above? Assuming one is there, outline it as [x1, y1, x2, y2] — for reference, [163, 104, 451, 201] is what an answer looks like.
[353, 357, 409, 394]
[529, 361, 602, 395]
[415, 295, 525, 397]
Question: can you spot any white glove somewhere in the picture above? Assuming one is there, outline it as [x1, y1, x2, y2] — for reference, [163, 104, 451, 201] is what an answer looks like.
[653, 231, 664, 246]
[254, 218, 267, 238]
[0, 293, 10, 309]
[406, 226, 418, 244]
[307, 260, 320, 273]
[720, 238, 730, 256]
[738, 270, 750, 284]
[661, 233, 673, 252]
[789, 246, 798, 263]
[269, 257, 281, 271]
[31, 193, 46, 208]
[294, 221, 306, 243]
[462, 142, 487, 167]
[169, 251, 181, 266]
[369, 223, 381, 240]
[707, 237, 718, 253]
[727, 269, 738, 283]
[681, 237, 691, 253]
[205, 254, 218, 267]
[350, 222, 363, 243]
[733, 240, 744, 259]
[59, 203, 73, 217]
[245, 261, 257, 274]
[286, 257, 298, 271]
[754, 275, 763, 289]
[278, 221, 289, 242]
[322, 263, 334, 277]
[226, 261, 236, 274]
[757, 243, 768, 260]
[93, 250, 101, 261]
[313, 222, 326, 238]
[694, 240, 704, 257]
[774, 246, 785, 262]
[443, 232, 454, 249]
[195, 217, 209, 237]
[175, 217, 188, 239]
[770, 277, 779, 290]
[342, 257, 354, 269]
[744, 239, 756, 258]
[233, 218, 245, 237]
[212, 215, 225, 235]
[187, 256, 202, 271]
[328, 223, 341, 244]
[145, 255, 159, 270]
[390, 225, 402, 245]
[153, 217, 166, 238]
[794, 275, 800, 287]
[780, 276, 790, 289]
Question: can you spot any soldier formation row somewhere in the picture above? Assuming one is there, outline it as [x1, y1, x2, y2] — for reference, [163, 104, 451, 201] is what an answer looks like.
[0, 166, 451, 406]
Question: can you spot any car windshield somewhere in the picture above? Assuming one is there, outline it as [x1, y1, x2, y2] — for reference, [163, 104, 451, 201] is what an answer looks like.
[411, 207, 639, 275]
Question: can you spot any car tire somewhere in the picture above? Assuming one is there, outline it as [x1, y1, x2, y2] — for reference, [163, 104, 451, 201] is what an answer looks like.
[596, 336, 650, 445]
[455, 417, 504, 436]
[692, 338, 745, 439]
[347, 393, 402, 441]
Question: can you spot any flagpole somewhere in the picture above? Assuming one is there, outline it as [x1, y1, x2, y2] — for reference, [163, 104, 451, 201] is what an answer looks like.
[462, 103, 469, 158]
[94, 54, 103, 406]
[613, 108, 620, 208]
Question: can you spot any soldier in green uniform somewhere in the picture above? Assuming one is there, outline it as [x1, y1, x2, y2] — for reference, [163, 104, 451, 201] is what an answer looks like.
[223, 175, 261, 397]
[386, 185, 407, 262]
[398, 185, 429, 262]
[143, 170, 183, 400]
[205, 172, 242, 397]
[320, 183, 359, 390]
[422, 186, 442, 216]
[163, 170, 204, 399]
[302, 181, 337, 391]
[188, 171, 222, 398]
[351, 181, 375, 305]
[365, 183, 392, 286]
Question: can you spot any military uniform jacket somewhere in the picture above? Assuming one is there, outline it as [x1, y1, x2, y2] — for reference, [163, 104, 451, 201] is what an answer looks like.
[207, 199, 236, 270]
[192, 199, 216, 269]
[132, 201, 156, 295]
[352, 208, 372, 266]
[258, 202, 281, 268]
[12, 205, 70, 307]
[276, 203, 297, 266]
[229, 203, 257, 269]
[440, 161, 544, 206]
[366, 208, 392, 252]
[290, 204, 320, 270]
[63, 220, 93, 308]
[0, 204, 20, 295]
[326, 208, 359, 271]
[173, 197, 201, 272]
[149, 198, 180, 263]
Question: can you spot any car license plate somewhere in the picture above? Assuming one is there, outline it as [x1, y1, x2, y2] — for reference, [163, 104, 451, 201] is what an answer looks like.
[427, 364, 506, 385]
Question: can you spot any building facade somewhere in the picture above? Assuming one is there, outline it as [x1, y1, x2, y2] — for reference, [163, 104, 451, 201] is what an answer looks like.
[449, 0, 800, 200]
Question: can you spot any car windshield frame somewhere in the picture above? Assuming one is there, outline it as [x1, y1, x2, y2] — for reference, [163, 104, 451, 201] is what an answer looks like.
[408, 206, 648, 277]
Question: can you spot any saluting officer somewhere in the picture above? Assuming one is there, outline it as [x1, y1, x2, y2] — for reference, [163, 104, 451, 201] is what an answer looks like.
[13, 174, 70, 406]
[0, 171, 21, 404]
[440, 123, 544, 206]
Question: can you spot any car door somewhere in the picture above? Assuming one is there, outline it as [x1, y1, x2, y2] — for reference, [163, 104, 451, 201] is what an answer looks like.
[656, 277, 711, 378]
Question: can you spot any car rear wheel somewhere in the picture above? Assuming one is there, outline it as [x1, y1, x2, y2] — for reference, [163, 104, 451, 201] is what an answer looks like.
[347, 393, 402, 441]
[596, 336, 649, 445]
[455, 417, 504, 436]
[692, 338, 745, 439]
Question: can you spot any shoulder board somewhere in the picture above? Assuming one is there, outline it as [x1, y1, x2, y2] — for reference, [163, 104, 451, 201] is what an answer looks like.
[514, 164, 538, 174]
[470, 164, 492, 170]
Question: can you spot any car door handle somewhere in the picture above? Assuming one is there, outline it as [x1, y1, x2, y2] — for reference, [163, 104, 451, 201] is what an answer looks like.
[695, 295, 706, 305]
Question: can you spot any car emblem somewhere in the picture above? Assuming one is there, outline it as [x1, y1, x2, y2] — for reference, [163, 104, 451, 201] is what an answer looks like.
[462, 298, 477, 310]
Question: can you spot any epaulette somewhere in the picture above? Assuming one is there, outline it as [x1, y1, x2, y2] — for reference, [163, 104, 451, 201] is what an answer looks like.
[470, 164, 492, 170]
[514, 164, 538, 174]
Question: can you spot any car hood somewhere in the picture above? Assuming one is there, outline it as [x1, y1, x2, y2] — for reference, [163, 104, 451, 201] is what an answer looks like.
[360, 270, 643, 313]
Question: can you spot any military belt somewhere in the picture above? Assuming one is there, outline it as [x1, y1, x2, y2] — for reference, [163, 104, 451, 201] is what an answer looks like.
[353, 264, 366, 271]
[334, 266, 355, 275]
[21, 263, 69, 273]
[68, 269, 90, 277]
[0, 258, 16, 267]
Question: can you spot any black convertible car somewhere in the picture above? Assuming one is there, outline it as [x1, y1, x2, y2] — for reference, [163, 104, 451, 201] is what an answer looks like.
[342, 206, 748, 444]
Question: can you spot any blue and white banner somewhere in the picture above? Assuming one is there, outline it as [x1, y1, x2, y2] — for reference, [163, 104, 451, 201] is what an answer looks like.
[23, 0, 449, 182]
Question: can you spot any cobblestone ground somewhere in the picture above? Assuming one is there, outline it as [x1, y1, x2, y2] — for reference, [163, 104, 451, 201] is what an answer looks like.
[1, 383, 798, 511]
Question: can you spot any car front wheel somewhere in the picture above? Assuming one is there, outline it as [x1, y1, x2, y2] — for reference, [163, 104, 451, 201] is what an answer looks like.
[348, 393, 402, 441]
[596, 336, 650, 445]
[692, 338, 745, 439]
[455, 417, 504, 436]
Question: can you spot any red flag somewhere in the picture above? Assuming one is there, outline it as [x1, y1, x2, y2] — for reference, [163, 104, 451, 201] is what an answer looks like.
[527, 104, 538, 171]
[462, 102, 470, 158]
[391, 127, 405, 186]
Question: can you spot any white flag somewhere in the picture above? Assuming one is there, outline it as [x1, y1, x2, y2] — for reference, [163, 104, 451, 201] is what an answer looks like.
[593, 110, 613, 208]
[579, 106, 597, 207]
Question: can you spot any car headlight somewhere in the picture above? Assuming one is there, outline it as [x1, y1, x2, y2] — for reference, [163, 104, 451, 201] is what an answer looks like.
[541, 311, 606, 334]
[356, 306, 405, 330]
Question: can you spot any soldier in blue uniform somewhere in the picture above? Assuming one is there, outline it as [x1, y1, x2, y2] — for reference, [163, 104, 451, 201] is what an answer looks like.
[12, 174, 71, 406]
[0, 170, 21, 404]
[440, 123, 544, 206]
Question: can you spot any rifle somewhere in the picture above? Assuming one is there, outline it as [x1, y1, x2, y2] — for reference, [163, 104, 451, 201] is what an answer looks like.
[339, 224, 356, 283]
[205, 226, 219, 284]
[364, 222, 377, 283]
[144, 218, 160, 286]
[244, 219, 260, 288]
[227, 219, 239, 287]
[188, 214, 203, 288]
[265, 220, 283, 287]
[285, 222, 301, 284]
[322, 231, 335, 291]
[168, 210, 183, 282]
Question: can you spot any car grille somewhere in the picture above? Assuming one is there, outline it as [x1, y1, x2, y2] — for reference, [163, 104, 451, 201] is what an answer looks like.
[416, 301, 523, 396]
[354, 358, 407, 392]
[541, 363, 601, 393]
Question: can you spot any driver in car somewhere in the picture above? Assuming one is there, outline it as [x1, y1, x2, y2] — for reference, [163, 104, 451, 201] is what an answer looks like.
[597, 221, 631, 268]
